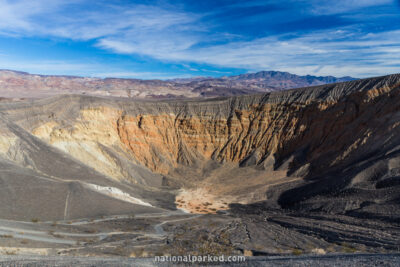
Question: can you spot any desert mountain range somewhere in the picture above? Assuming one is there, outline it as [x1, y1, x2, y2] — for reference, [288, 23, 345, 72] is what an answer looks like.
[0, 69, 355, 99]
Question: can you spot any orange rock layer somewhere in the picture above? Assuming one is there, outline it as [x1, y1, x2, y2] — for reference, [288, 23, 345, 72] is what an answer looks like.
[110, 81, 400, 177]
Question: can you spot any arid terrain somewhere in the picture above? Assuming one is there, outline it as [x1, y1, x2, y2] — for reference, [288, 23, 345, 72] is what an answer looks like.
[0, 73, 399, 264]
[0, 69, 355, 99]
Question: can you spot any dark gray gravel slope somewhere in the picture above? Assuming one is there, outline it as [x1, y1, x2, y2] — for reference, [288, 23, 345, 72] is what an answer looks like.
[0, 254, 399, 267]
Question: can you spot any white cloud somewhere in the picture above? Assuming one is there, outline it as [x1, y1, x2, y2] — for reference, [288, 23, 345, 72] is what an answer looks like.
[0, 0, 398, 78]
[93, 71, 183, 79]
[0, 57, 194, 79]
[0, 0, 82, 36]
[96, 27, 400, 77]
[0, 58, 100, 76]
[305, 0, 393, 15]
[0, 1, 200, 40]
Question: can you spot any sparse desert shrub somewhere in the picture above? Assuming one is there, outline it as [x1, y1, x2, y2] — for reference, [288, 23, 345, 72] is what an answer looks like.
[82, 237, 98, 244]
[326, 244, 336, 253]
[5, 250, 16, 255]
[0, 234, 13, 238]
[84, 229, 97, 234]
[341, 243, 357, 253]
[311, 248, 326, 255]
[130, 247, 144, 257]
[254, 244, 265, 251]
[292, 248, 303, 256]
[112, 246, 125, 256]
[244, 250, 253, 256]
[31, 218, 39, 223]
[52, 233, 65, 238]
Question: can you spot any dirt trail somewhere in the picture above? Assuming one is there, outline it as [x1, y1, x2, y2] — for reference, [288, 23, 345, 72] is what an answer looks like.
[154, 214, 203, 235]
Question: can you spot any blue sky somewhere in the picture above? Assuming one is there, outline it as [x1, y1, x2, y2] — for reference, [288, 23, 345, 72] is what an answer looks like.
[0, 0, 399, 79]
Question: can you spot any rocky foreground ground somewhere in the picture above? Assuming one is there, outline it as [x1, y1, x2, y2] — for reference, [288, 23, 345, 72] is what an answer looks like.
[0, 254, 399, 266]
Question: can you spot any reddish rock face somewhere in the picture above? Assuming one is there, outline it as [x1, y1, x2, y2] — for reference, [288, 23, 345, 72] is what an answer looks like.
[106, 77, 400, 180]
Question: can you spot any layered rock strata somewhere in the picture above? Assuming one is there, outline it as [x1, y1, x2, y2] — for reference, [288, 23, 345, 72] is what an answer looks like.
[0, 74, 399, 214]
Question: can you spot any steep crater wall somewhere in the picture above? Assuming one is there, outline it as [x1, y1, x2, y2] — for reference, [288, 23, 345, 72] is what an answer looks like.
[1, 74, 400, 213]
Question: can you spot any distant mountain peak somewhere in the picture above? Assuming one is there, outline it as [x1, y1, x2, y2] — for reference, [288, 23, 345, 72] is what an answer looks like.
[232, 70, 356, 82]
[0, 69, 357, 99]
